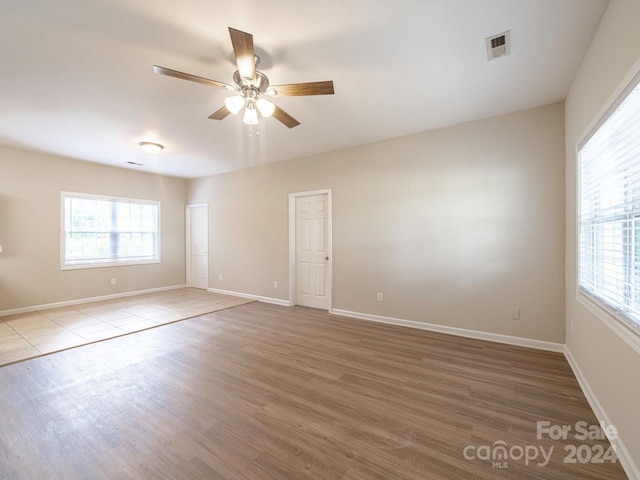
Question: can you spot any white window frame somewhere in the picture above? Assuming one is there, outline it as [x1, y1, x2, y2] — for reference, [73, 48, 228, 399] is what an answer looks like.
[61, 191, 161, 270]
[577, 70, 640, 353]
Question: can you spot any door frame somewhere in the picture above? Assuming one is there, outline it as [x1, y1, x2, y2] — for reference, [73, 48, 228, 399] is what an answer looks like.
[288, 189, 333, 310]
[185, 203, 209, 289]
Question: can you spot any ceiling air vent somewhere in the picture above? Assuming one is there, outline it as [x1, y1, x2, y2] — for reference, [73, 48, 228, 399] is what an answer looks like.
[486, 30, 510, 61]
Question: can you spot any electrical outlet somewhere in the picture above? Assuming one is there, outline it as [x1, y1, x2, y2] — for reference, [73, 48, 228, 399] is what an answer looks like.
[377, 292, 383, 302]
[510, 307, 520, 320]
[219, 274, 223, 281]
[273, 281, 278, 288]
[110, 278, 117, 286]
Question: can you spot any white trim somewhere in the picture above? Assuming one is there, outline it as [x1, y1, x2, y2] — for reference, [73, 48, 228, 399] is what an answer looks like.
[576, 54, 640, 149]
[564, 346, 640, 480]
[0, 284, 186, 317]
[578, 292, 640, 354]
[330, 308, 564, 352]
[207, 288, 289, 306]
[577, 70, 640, 150]
[288, 189, 333, 310]
[288, 195, 296, 307]
[60, 259, 161, 271]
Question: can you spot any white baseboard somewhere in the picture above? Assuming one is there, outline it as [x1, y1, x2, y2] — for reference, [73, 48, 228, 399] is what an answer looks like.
[0, 284, 187, 317]
[330, 308, 564, 352]
[564, 346, 640, 480]
[207, 288, 289, 306]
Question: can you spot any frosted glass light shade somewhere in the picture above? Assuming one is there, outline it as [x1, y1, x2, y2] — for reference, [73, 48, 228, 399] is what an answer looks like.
[256, 98, 275, 118]
[224, 95, 245, 114]
[243, 103, 258, 125]
[137, 142, 164, 154]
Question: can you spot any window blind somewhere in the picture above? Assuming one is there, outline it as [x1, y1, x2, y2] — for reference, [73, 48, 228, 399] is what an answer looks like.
[579, 76, 640, 331]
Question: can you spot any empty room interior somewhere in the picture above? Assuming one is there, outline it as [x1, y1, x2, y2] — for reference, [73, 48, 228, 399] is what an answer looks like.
[1, 0, 639, 479]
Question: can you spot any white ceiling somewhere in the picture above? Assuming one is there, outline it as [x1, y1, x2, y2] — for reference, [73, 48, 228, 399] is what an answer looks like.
[0, 0, 608, 179]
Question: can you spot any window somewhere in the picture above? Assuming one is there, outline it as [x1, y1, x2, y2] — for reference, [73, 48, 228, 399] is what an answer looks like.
[62, 192, 160, 269]
[578, 73, 640, 333]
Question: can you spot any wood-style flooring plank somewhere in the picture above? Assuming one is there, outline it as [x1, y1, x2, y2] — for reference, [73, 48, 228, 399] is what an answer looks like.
[0, 302, 628, 479]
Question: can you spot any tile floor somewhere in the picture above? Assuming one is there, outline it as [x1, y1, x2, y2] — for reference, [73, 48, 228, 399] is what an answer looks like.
[0, 288, 253, 367]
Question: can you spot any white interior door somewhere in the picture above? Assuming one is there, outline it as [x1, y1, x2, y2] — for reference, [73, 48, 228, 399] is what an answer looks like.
[295, 194, 329, 309]
[187, 204, 208, 289]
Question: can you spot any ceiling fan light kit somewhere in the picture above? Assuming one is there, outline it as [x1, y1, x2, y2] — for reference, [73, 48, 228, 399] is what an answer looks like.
[224, 95, 245, 114]
[256, 98, 275, 117]
[243, 101, 259, 125]
[153, 27, 334, 129]
[224, 71, 275, 124]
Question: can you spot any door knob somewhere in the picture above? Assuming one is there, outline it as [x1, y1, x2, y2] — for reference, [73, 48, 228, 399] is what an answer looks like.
[325, 256, 329, 261]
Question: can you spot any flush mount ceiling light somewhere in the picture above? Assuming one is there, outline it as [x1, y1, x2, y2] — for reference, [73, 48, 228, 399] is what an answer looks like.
[137, 141, 164, 154]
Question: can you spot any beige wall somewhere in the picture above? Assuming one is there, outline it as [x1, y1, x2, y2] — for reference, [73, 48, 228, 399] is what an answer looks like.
[189, 102, 565, 343]
[565, 0, 640, 468]
[0, 146, 187, 311]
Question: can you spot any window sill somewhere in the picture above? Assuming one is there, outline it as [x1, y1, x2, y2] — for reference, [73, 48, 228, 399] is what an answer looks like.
[577, 290, 640, 354]
[61, 259, 161, 271]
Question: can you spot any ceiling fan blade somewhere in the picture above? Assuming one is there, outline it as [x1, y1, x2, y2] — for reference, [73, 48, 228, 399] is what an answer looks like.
[208, 105, 231, 120]
[269, 81, 335, 96]
[153, 65, 234, 90]
[272, 105, 301, 128]
[228, 27, 256, 82]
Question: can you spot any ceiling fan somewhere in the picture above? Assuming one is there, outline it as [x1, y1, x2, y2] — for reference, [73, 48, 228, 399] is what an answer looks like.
[153, 27, 335, 129]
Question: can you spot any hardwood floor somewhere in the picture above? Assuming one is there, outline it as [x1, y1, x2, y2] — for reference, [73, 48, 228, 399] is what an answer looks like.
[0, 302, 628, 479]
